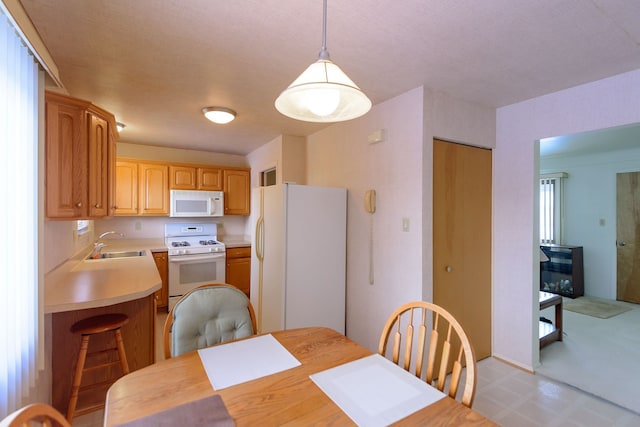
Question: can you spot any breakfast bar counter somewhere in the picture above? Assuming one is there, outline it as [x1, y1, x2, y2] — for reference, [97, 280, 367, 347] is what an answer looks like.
[45, 238, 164, 415]
[44, 238, 165, 313]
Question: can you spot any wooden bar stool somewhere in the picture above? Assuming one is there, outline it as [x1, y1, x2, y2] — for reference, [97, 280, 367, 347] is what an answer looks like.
[67, 313, 130, 422]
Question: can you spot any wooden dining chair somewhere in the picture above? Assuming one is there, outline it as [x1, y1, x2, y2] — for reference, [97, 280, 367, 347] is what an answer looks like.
[378, 301, 477, 408]
[163, 284, 257, 358]
[0, 403, 71, 427]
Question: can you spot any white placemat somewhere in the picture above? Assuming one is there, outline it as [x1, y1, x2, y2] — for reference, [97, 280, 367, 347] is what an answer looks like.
[310, 354, 446, 427]
[198, 334, 301, 389]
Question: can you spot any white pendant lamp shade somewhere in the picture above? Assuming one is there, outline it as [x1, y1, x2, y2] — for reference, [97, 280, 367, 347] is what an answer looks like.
[275, 59, 371, 122]
[202, 107, 236, 124]
[275, 0, 371, 123]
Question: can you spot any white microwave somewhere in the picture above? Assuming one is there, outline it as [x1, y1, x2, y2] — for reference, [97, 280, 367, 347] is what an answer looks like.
[170, 190, 224, 217]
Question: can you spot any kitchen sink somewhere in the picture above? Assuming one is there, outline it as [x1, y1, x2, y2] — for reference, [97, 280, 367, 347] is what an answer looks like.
[86, 250, 146, 260]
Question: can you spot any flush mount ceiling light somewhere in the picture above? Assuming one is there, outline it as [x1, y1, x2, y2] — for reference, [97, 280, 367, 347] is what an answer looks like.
[202, 107, 237, 124]
[275, 0, 371, 123]
[116, 122, 126, 132]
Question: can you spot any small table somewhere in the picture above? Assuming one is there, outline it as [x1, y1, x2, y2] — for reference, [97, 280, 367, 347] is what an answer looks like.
[539, 291, 563, 348]
[104, 327, 497, 426]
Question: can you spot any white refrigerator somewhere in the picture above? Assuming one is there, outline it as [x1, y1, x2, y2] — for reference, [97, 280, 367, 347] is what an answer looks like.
[250, 184, 347, 334]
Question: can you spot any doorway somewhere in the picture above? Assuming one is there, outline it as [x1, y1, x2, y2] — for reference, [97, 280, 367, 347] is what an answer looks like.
[433, 139, 492, 360]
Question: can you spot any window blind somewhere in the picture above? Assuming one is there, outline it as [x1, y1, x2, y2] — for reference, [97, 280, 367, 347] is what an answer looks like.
[0, 8, 40, 418]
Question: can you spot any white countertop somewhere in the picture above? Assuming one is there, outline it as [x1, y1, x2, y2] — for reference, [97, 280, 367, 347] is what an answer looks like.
[220, 235, 251, 248]
[44, 239, 165, 314]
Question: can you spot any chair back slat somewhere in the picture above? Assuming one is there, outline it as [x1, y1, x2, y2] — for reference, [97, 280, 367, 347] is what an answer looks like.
[449, 360, 463, 399]
[425, 328, 438, 383]
[403, 322, 414, 371]
[437, 339, 451, 391]
[415, 322, 427, 378]
[378, 301, 477, 408]
[392, 322, 402, 364]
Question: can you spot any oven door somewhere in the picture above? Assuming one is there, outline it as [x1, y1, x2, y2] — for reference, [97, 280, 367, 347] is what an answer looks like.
[168, 252, 226, 310]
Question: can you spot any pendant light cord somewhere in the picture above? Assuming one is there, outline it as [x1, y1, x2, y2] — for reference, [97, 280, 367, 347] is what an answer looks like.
[319, 0, 330, 60]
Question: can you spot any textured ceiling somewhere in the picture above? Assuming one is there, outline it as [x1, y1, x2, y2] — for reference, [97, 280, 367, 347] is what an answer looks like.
[20, 0, 640, 155]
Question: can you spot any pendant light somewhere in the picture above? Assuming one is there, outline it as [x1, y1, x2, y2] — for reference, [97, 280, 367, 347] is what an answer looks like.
[275, 0, 371, 123]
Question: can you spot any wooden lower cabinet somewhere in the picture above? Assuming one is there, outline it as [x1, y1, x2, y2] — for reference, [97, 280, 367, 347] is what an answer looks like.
[152, 251, 169, 311]
[50, 294, 155, 415]
[226, 246, 251, 297]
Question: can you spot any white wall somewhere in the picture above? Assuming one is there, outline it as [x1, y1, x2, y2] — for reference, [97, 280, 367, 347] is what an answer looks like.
[118, 142, 248, 166]
[541, 145, 640, 299]
[495, 69, 640, 370]
[306, 86, 495, 352]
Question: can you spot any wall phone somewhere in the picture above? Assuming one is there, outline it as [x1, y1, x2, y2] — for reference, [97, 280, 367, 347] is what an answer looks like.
[364, 189, 376, 213]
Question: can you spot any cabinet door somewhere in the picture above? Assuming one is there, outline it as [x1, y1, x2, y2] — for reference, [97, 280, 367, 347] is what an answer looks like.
[115, 160, 138, 215]
[198, 167, 223, 190]
[226, 247, 251, 297]
[139, 163, 169, 215]
[87, 113, 109, 217]
[224, 169, 250, 215]
[152, 251, 169, 310]
[170, 165, 197, 189]
[45, 100, 87, 218]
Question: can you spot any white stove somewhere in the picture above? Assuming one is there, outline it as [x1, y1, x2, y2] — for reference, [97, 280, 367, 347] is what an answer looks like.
[165, 223, 226, 256]
[164, 223, 226, 309]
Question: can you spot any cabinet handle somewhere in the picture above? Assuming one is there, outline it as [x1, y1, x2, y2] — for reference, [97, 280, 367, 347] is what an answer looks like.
[95, 204, 101, 208]
[76, 202, 82, 208]
[445, 265, 452, 273]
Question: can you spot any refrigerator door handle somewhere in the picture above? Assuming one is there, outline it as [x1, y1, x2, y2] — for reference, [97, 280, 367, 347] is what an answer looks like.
[256, 216, 265, 261]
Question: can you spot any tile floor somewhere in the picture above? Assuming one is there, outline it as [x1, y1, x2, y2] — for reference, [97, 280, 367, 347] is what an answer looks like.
[473, 357, 640, 426]
[73, 312, 640, 426]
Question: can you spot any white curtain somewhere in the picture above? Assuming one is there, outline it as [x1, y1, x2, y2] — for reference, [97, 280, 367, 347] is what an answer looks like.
[0, 7, 40, 419]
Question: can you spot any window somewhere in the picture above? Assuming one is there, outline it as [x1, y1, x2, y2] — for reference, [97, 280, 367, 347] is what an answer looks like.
[0, 7, 40, 418]
[540, 173, 568, 244]
[76, 220, 90, 235]
[261, 167, 276, 187]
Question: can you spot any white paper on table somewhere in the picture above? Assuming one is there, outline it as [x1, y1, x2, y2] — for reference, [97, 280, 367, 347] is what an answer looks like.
[197, 334, 301, 390]
[310, 354, 446, 427]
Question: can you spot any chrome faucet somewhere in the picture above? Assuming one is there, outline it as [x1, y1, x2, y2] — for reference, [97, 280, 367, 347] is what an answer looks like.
[97, 230, 124, 241]
[90, 231, 124, 259]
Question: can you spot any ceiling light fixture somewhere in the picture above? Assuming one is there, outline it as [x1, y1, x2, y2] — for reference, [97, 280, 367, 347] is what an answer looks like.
[116, 122, 126, 132]
[275, 0, 371, 123]
[202, 107, 237, 124]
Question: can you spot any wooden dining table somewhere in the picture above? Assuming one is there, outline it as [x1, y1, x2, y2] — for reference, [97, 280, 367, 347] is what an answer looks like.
[104, 327, 497, 426]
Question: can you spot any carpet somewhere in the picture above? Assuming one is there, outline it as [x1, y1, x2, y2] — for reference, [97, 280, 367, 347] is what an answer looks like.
[563, 296, 632, 319]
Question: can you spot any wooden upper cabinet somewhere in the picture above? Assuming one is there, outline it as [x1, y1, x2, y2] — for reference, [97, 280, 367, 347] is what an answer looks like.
[139, 163, 169, 215]
[45, 98, 87, 218]
[45, 91, 117, 220]
[197, 167, 223, 190]
[170, 165, 223, 191]
[114, 160, 139, 215]
[224, 169, 250, 215]
[169, 165, 197, 189]
[116, 159, 248, 216]
[116, 159, 170, 216]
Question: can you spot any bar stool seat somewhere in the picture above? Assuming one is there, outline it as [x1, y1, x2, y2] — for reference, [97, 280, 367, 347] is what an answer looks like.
[67, 313, 130, 422]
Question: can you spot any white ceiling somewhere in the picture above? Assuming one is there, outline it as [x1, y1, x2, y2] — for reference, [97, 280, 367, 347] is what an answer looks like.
[20, 0, 640, 155]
